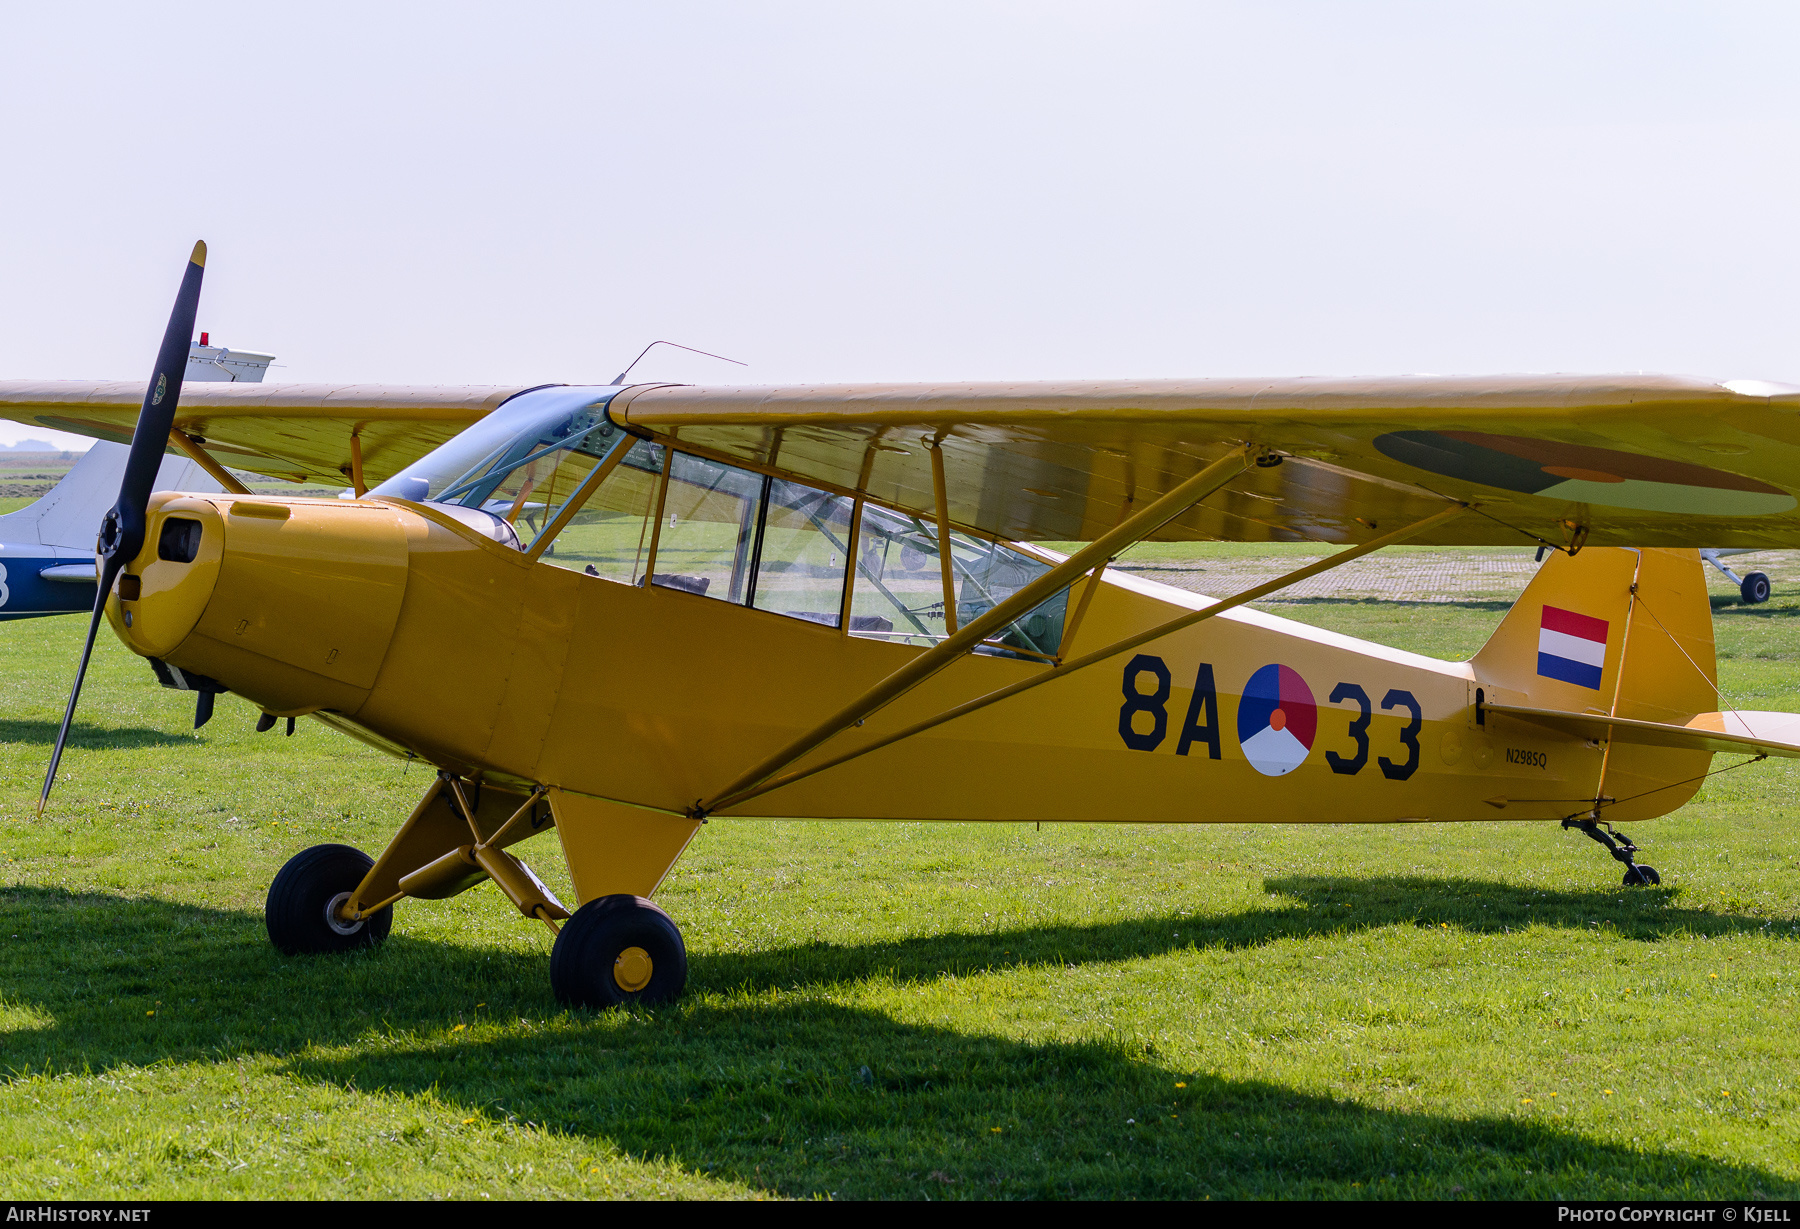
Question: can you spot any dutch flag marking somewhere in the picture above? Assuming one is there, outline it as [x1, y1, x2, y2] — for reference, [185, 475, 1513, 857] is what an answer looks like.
[1537, 605, 1608, 689]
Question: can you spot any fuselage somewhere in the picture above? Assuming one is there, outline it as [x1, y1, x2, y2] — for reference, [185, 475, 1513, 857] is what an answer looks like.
[107, 486, 1712, 828]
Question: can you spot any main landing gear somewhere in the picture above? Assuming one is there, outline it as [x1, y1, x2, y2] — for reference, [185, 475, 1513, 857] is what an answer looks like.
[1563, 817, 1661, 886]
[549, 895, 688, 1009]
[265, 843, 690, 1009]
[266, 844, 393, 954]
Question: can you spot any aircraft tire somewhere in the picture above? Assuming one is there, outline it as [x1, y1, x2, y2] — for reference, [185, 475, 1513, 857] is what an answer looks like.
[265, 843, 392, 955]
[1741, 572, 1771, 604]
[550, 894, 687, 1009]
[1623, 865, 1661, 887]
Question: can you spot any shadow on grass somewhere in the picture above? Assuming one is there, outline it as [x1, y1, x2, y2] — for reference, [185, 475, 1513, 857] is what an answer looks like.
[690, 874, 1793, 996]
[0, 718, 194, 749]
[1712, 596, 1800, 618]
[0, 883, 1790, 1198]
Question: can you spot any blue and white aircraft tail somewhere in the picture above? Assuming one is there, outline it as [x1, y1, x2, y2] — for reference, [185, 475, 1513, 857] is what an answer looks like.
[0, 336, 270, 620]
[0, 446, 221, 621]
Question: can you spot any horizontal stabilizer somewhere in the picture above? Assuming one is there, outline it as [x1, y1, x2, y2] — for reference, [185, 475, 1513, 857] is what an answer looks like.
[1485, 703, 1800, 759]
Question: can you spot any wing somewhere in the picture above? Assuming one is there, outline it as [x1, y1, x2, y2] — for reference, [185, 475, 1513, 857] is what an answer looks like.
[609, 373, 1800, 547]
[15, 372, 1800, 547]
[0, 380, 535, 487]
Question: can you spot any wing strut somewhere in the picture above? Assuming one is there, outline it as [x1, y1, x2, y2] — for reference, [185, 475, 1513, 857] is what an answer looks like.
[703, 500, 1469, 814]
[169, 429, 253, 494]
[693, 445, 1262, 816]
[929, 441, 959, 633]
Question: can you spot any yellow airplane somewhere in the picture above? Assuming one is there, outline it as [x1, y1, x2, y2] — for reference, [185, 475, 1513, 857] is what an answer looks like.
[9, 241, 1800, 1009]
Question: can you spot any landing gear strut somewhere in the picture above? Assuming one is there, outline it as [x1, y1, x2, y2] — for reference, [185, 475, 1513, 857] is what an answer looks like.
[1563, 817, 1661, 886]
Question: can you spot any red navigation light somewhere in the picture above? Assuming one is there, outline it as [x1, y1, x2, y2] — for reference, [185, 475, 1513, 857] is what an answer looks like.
[199, 332, 209, 346]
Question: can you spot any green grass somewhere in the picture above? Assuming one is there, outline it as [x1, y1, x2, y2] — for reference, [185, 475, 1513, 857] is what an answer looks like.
[0, 562, 1798, 1198]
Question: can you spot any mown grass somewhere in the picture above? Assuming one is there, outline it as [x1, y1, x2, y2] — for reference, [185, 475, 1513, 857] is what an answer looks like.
[0, 556, 1797, 1198]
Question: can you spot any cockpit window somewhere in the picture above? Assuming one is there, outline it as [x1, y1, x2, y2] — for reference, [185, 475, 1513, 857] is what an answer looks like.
[390, 403, 1068, 658]
[369, 386, 625, 523]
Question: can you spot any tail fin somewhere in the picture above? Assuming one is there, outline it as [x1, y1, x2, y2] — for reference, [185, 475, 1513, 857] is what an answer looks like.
[0, 443, 221, 550]
[1471, 547, 1717, 822]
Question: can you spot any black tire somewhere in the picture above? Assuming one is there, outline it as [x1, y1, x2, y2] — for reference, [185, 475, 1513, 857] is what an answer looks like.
[265, 843, 392, 955]
[550, 894, 687, 1009]
[1623, 864, 1662, 887]
[1741, 573, 1771, 605]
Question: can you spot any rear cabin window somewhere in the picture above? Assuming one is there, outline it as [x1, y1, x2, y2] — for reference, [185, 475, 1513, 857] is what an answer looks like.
[848, 507, 950, 645]
[848, 505, 1068, 659]
[943, 528, 1068, 660]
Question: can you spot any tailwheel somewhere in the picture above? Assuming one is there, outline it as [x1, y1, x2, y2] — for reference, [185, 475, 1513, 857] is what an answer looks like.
[1741, 572, 1771, 605]
[266, 843, 392, 955]
[1563, 817, 1662, 887]
[550, 894, 687, 1009]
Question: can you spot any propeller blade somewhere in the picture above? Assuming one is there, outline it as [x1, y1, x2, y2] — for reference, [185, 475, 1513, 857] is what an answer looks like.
[37, 558, 125, 814]
[98, 240, 207, 568]
[39, 241, 207, 813]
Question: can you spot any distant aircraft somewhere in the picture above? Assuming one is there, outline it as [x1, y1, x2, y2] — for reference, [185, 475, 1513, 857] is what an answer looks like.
[1700, 549, 1772, 604]
[0, 336, 266, 621]
[11, 243, 1800, 1012]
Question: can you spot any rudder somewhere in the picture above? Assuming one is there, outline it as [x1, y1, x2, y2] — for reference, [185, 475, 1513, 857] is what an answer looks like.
[1471, 547, 1718, 822]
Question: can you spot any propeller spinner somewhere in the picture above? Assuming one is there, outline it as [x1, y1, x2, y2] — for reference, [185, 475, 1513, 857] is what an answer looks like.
[39, 240, 208, 813]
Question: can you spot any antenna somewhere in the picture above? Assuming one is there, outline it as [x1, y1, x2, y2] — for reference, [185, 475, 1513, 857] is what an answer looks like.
[612, 340, 748, 385]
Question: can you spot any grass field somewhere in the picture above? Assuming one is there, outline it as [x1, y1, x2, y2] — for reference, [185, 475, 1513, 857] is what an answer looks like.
[0, 544, 1798, 1199]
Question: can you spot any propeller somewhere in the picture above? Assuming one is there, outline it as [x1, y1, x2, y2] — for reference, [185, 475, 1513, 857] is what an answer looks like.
[38, 240, 208, 813]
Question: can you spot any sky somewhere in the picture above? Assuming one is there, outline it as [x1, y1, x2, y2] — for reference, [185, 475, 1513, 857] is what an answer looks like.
[2, 1, 1798, 448]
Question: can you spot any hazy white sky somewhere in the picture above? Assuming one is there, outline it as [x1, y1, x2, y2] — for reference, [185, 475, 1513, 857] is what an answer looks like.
[3, 2, 1798, 447]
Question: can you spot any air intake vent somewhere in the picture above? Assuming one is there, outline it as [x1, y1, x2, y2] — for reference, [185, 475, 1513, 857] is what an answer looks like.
[157, 517, 202, 563]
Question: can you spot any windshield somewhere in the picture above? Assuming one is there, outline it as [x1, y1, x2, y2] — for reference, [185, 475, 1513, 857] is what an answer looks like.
[369, 385, 627, 518]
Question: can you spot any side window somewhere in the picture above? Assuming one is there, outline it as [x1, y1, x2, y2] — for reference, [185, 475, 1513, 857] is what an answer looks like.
[536, 439, 664, 583]
[653, 453, 767, 602]
[945, 530, 1067, 660]
[848, 507, 1066, 658]
[622, 453, 1062, 655]
[848, 507, 951, 645]
[751, 479, 855, 627]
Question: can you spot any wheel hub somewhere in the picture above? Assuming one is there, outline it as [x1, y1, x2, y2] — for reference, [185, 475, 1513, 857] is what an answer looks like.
[613, 945, 653, 992]
[324, 891, 364, 937]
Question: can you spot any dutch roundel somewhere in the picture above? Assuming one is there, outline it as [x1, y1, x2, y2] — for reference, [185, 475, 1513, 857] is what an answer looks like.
[1236, 664, 1318, 777]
